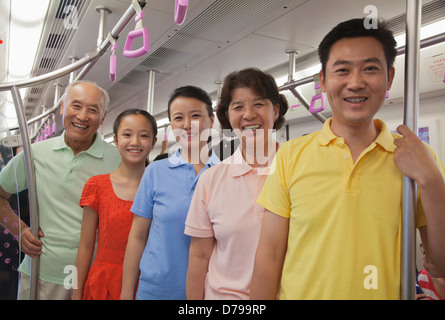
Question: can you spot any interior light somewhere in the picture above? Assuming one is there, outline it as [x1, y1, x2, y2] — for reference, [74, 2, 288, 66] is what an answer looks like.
[276, 19, 445, 88]
[156, 117, 170, 127]
[394, 18, 445, 48]
[104, 135, 115, 143]
[8, 0, 50, 81]
[3, 0, 50, 126]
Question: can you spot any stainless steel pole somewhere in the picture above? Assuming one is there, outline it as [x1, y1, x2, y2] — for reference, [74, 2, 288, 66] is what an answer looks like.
[96, 7, 113, 47]
[283, 49, 326, 123]
[68, 56, 79, 83]
[401, 0, 421, 300]
[10, 86, 40, 300]
[146, 70, 158, 115]
[0, 0, 150, 301]
[0, 51, 101, 92]
[285, 49, 298, 84]
[215, 81, 223, 104]
[1, 0, 150, 128]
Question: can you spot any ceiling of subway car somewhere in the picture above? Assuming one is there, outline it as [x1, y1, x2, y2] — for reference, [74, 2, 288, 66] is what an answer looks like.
[3, 0, 445, 138]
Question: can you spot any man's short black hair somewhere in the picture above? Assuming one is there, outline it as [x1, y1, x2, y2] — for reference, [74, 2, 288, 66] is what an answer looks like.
[318, 18, 397, 77]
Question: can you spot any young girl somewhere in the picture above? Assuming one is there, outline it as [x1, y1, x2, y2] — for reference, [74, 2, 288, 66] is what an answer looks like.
[121, 86, 219, 300]
[185, 68, 288, 299]
[72, 109, 157, 300]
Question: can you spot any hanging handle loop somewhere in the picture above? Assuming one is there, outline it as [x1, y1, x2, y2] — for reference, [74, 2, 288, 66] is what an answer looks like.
[174, 0, 189, 25]
[52, 114, 57, 134]
[44, 120, 50, 139]
[309, 74, 326, 113]
[123, 0, 150, 58]
[109, 46, 117, 81]
[108, 33, 118, 81]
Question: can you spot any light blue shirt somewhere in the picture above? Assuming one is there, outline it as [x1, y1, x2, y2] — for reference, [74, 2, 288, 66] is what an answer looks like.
[131, 149, 219, 300]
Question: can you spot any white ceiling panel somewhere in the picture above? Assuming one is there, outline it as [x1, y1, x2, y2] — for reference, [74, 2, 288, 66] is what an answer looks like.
[2, 0, 444, 137]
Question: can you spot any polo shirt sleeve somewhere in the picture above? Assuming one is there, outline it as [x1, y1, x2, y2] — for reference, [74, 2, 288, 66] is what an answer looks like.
[257, 143, 291, 219]
[131, 165, 155, 219]
[79, 175, 99, 212]
[0, 151, 28, 194]
[184, 171, 214, 238]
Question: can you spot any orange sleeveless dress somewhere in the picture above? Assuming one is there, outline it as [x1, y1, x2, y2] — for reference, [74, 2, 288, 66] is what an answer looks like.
[79, 174, 134, 300]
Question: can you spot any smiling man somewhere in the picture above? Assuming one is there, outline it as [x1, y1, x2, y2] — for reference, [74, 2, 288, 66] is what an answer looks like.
[251, 18, 445, 300]
[61, 81, 109, 155]
[0, 80, 120, 299]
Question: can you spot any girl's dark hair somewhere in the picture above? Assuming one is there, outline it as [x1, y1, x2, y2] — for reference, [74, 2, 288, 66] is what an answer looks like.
[113, 108, 158, 142]
[318, 18, 397, 77]
[167, 86, 213, 121]
[216, 68, 288, 131]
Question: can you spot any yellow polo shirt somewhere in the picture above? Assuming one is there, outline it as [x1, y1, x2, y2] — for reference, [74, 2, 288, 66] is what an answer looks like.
[257, 119, 444, 300]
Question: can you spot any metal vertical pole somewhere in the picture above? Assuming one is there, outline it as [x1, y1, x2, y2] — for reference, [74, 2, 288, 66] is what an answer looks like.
[54, 83, 62, 106]
[215, 81, 223, 104]
[68, 56, 79, 83]
[10, 86, 40, 300]
[285, 49, 299, 83]
[401, 0, 421, 300]
[146, 70, 158, 115]
[96, 6, 113, 47]
[284, 49, 326, 123]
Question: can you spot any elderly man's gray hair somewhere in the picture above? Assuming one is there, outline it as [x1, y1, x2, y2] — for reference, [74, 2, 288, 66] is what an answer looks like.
[62, 80, 109, 116]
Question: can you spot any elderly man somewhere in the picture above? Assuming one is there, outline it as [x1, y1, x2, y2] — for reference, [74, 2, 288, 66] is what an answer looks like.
[0, 80, 120, 299]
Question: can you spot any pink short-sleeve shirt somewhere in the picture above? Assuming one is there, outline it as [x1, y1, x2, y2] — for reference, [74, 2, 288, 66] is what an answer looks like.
[185, 147, 274, 300]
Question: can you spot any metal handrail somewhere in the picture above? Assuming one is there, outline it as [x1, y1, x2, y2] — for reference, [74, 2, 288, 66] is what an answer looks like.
[0, 50, 101, 92]
[278, 1, 425, 300]
[278, 31, 445, 125]
[0, 0, 148, 300]
[10, 86, 40, 300]
[0, 0, 440, 301]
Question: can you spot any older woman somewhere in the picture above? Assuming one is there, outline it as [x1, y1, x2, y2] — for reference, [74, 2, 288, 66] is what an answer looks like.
[185, 68, 288, 299]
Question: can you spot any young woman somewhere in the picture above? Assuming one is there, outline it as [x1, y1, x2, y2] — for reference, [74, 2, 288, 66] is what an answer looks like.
[185, 68, 288, 299]
[121, 86, 219, 300]
[73, 109, 158, 300]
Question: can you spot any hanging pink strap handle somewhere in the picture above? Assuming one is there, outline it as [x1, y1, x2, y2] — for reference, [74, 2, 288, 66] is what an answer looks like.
[309, 74, 326, 113]
[174, 0, 189, 25]
[52, 114, 57, 134]
[123, 26, 150, 58]
[309, 84, 326, 113]
[44, 123, 50, 139]
[123, 10, 150, 58]
[109, 43, 117, 81]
